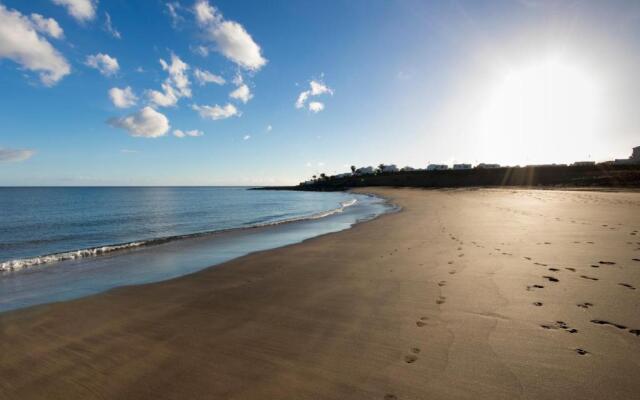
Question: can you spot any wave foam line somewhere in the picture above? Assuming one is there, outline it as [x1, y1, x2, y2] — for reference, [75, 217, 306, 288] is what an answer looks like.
[1, 198, 359, 273]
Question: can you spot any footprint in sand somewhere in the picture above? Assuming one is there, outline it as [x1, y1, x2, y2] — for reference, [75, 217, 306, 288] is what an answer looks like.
[533, 302, 543, 307]
[632, 258, 640, 262]
[416, 317, 429, 327]
[534, 262, 548, 267]
[524, 257, 532, 260]
[384, 394, 398, 400]
[448, 261, 454, 265]
[590, 319, 627, 330]
[436, 296, 446, 305]
[410, 347, 421, 354]
[526, 284, 545, 291]
[404, 354, 418, 364]
[630, 329, 640, 336]
[575, 348, 590, 356]
[449, 270, 456, 275]
[549, 268, 559, 272]
[565, 267, 576, 272]
[590, 264, 600, 268]
[577, 302, 594, 309]
[543, 276, 559, 282]
[618, 283, 636, 290]
[580, 275, 599, 281]
[599, 261, 616, 265]
[541, 321, 578, 333]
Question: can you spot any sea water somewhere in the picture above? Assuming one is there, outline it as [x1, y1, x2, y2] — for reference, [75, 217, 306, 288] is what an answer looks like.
[0, 187, 392, 312]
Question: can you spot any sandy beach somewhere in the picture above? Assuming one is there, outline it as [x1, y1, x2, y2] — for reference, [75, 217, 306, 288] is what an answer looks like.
[1, 187, 639, 400]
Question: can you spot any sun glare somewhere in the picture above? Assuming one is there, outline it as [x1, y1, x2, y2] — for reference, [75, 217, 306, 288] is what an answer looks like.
[475, 56, 603, 165]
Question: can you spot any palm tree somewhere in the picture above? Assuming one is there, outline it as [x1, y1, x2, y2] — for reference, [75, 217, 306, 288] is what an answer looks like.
[312, 175, 317, 181]
[320, 173, 327, 180]
[377, 163, 385, 173]
[350, 165, 356, 174]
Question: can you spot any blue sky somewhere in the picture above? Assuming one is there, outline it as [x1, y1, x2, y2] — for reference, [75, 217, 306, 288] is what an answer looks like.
[1, 0, 639, 185]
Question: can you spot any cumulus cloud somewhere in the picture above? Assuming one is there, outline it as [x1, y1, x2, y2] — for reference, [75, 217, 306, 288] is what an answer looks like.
[194, 68, 225, 85]
[30, 13, 64, 39]
[266, 124, 272, 132]
[0, 148, 35, 162]
[194, 1, 266, 71]
[147, 53, 191, 107]
[52, 0, 96, 22]
[104, 12, 121, 39]
[192, 103, 239, 120]
[85, 53, 119, 76]
[230, 83, 252, 103]
[308, 101, 324, 113]
[173, 129, 204, 138]
[109, 86, 137, 108]
[0, 5, 70, 86]
[243, 134, 250, 140]
[295, 79, 333, 111]
[108, 106, 170, 138]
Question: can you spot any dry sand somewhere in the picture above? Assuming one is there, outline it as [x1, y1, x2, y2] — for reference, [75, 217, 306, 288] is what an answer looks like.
[1, 188, 639, 400]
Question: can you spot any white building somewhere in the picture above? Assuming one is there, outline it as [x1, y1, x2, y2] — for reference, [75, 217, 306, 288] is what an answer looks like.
[476, 163, 500, 169]
[453, 164, 472, 170]
[355, 166, 375, 175]
[427, 164, 449, 171]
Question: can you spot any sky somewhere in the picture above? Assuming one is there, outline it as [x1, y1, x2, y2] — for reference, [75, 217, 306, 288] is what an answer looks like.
[0, 0, 639, 186]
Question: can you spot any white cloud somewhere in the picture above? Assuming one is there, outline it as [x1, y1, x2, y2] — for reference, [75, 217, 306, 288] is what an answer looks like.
[85, 53, 119, 76]
[229, 83, 252, 103]
[243, 134, 251, 140]
[192, 103, 239, 120]
[192, 45, 209, 57]
[308, 101, 324, 113]
[0, 148, 35, 162]
[104, 12, 121, 39]
[310, 80, 332, 96]
[108, 106, 170, 138]
[194, 68, 225, 85]
[266, 124, 272, 132]
[109, 86, 137, 108]
[194, 0, 217, 25]
[166, 2, 184, 27]
[160, 53, 190, 96]
[295, 79, 333, 109]
[194, 1, 266, 71]
[52, 0, 96, 22]
[30, 14, 64, 39]
[173, 129, 204, 138]
[0, 5, 70, 85]
[147, 53, 191, 107]
[147, 83, 179, 107]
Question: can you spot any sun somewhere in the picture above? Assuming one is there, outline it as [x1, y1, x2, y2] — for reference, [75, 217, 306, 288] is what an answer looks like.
[474, 55, 603, 165]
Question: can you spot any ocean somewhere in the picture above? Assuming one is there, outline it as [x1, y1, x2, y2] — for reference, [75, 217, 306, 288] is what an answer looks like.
[0, 187, 392, 312]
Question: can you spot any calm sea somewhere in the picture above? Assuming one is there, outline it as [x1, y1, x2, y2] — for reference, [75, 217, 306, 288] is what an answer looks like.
[0, 187, 392, 312]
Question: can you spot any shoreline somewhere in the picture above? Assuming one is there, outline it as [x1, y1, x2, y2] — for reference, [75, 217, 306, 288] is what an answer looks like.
[0, 192, 392, 313]
[1, 187, 639, 399]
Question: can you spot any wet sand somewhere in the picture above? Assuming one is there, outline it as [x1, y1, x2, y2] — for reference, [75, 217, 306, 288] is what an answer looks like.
[1, 188, 639, 400]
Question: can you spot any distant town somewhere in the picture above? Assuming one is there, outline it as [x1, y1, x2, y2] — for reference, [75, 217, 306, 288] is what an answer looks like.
[303, 146, 640, 185]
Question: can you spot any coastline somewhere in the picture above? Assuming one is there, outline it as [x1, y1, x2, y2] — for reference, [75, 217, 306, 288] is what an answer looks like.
[1, 188, 639, 399]
[0, 192, 391, 313]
